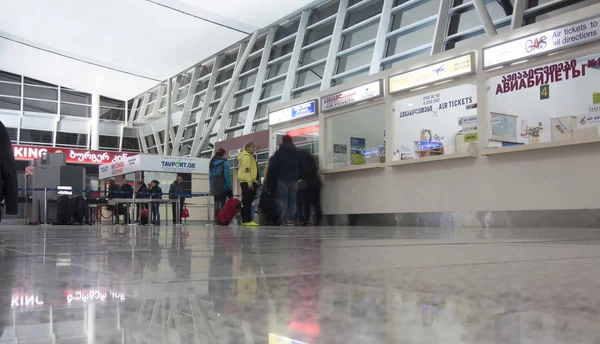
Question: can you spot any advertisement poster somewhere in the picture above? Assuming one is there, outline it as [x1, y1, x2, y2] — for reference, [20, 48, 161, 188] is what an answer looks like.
[350, 137, 366, 165]
[321, 81, 382, 112]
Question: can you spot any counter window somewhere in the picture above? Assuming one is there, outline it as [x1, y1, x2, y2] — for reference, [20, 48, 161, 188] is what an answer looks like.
[487, 52, 600, 148]
[325, 103, 385, 169]
[393, 83, 478, 161]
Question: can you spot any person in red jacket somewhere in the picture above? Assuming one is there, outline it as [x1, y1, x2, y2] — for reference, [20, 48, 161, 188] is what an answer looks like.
[0, 120, 18, 221]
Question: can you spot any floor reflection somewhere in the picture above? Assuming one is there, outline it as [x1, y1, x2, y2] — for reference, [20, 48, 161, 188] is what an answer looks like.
[1, 225, 600, 343]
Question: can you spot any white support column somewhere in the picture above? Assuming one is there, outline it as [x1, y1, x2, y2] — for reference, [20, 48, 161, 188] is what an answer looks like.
[138, 128, 148, 153]
[511, 0, 527, 29]
[244, 27, 277, 135]
[473, 0, 497, 35]
[321, 0, 349, 90]
[370, 0, 394, 74]
[190, 56, 222, 155]
[152, 84, 166, 119]
[128, 98, 139, 127]
[151, 123, 163, 155]
[172, 66, 201, 155]
[281, 10, 311, 102]
[118, 123, 125, 151]
[138, 93, 151, 122]
[217, 43, 248, 141]
[91, 93, 100, 150]
[431, 0, 452, 54]
[164, 79, 172, 155]
[193, 32, 258, 157]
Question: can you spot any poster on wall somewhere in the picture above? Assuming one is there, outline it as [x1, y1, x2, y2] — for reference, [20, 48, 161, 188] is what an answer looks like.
[333, 144, 348, 167]
[394, 83, 477, 160]
[488, 52, 600, 146]
[350, 137, 366, 165]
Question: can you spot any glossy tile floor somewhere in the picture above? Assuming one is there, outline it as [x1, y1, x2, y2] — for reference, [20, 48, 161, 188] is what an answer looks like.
[1, 224, 600, 344]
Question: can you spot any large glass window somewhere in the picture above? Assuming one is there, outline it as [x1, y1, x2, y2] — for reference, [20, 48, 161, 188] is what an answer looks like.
[0, 71, 20, 83]
[0, 96, 20, 111]
[23, 99, 57, 114]
[99, 135, 120, 150]
[296, 65, 325, 88]
[0, 82, 21, 97]
[393, 83, 477, 161]
[337, 45, 374, 73]
[61, 103, 91, 118]
[20, 129, 53, 145]
[267, 58, 291, 79]
[487, 53, 600, 149]
[56, 132, 88, 147]
[61, 89, 91, 104]
[122, 137, 140, 152]
[390, 0, 439, 31]
[386, 24, 435, 57]
[345, 0, 383, 28]
[325, 103, 386, 169]
[341, 21, 379, 51]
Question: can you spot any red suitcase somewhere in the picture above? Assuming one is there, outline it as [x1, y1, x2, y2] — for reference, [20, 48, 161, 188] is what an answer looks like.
[216, 198, 241, 225]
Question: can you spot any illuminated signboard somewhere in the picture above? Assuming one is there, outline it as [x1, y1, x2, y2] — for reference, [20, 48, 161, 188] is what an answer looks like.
[389, 53, 474, 94]
[483, 15, 600, 68]
[13, 144, 130, 165]
[269, 100, 317, 126]
[320, 80, 382, 112]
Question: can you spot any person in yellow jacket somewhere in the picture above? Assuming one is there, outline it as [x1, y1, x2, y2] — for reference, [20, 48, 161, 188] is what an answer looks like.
[237, 142, 260, 226]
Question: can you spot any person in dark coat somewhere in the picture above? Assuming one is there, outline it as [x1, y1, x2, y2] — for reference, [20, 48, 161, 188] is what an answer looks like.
[135, 181, 149, 222]
[150, 180, 163, 225]
[120, 179, 134, 224]
[0, 120, 18, 221]
[298, 150, 322, 226]
[268, 135, 303, 226]
[169, 176, 185, 225]
[209, 148, 233, 220]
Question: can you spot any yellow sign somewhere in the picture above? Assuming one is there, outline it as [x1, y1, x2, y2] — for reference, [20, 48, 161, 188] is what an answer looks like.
[389, 54, 474, 94]
[464, 132, 478, 143]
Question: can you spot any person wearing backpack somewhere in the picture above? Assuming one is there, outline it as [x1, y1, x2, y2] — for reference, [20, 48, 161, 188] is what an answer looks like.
[209, 148, 233, 221]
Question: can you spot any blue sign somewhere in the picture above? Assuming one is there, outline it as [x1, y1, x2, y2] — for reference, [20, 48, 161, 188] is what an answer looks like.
[290, 101, 316, 119]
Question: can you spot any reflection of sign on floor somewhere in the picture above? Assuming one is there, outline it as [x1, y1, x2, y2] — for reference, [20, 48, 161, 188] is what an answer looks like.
[268, 334, 307, 344]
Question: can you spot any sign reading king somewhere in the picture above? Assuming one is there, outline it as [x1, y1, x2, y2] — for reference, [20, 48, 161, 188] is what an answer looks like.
[13, 145, 131, 165]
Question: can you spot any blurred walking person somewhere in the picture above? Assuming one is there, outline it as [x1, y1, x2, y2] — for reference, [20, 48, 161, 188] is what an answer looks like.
[298, 150, 322, 226]
[150, 180, 163, 225]
[209, 148, 233, 221]
[268, 135, 302, 226]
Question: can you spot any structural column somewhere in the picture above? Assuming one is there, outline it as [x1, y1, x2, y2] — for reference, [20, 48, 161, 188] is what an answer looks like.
[91, 93, 100, 150]
[164, 79, 172, 155]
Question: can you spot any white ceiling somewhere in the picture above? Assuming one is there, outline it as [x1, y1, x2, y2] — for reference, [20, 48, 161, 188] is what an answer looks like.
[0, 0, 318, 100]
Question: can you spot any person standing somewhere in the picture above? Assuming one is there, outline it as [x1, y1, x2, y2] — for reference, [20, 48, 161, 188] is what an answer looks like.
[209, 148, 233, 220]
[0, 120, 18, 221]
[298, 150, 322, 226]
[268, 135, 302, 226]
[237, 142, 259, 227]
[169, 175, 186, 225]
[120, 179, 134, 224]
[150, 180, 163, 225]
[136, 181, 148, 222]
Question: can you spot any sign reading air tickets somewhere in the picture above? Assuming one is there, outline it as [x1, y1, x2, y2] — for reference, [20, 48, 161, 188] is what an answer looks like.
[389, 53, 475, 94]
[320, 80, 383, 112]
[483, 15, 600, 68]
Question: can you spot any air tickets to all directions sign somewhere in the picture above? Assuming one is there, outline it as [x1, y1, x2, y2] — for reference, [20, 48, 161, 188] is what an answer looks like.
[483, 15, 600, 68]
[269, 100, 317, 126]
[320, 80, 382, 112]
[389, 54, 474, 94]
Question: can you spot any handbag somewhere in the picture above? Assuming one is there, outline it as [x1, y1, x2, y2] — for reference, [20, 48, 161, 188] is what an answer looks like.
[181, 206, 190, 218]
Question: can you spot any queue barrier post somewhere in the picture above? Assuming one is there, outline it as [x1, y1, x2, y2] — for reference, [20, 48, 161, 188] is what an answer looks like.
[43, 187, 48, 226]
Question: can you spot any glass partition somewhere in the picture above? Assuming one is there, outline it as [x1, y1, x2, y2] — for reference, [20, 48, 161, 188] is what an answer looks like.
[487, 52, 600, 148]
[324, 103, 386, 169]
[393, 82, 478, 161]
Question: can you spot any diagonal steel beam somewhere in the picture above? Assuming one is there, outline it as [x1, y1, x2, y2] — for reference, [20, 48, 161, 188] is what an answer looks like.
[128, 98, 139, 126]
[172, 66, 201, 155]
[164, 78, 172, 155]
[281, 10, 310, 102]
[370, 0, 394, 74]
[244, 27, 276, 135]
[193, 31, 259, 157]
[190, 56, 222, 156]
[473, 0, 497, 35]
[321, 0, 348, 90]
[511, 0, 527, 29]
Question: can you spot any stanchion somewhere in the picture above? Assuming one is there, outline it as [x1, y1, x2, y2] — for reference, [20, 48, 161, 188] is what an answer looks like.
[130, 191, 136, 227]
[208, 195, 212, 223]
[43, 187, 48, 226]
[176, 197, 181, 226]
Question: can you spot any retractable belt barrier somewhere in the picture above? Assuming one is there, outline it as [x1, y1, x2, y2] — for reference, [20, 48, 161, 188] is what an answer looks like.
[16, 188, 240, 225]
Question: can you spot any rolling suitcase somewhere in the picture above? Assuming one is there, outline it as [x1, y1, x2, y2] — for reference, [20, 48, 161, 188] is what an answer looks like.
[56, 195, 71, 224]
[216, 198, 241, 226]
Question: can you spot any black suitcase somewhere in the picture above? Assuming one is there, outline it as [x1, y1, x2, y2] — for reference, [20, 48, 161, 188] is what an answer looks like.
[71, 196, 85, 224]
[56, 195, 71, 224]
[259, 191, 279, 226]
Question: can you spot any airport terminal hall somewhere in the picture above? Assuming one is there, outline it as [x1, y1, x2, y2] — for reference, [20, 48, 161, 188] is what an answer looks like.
[3, 0, 600, 342]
